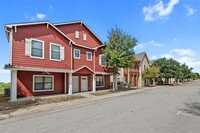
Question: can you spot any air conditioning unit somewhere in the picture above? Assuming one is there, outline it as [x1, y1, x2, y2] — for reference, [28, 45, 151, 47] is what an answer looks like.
[4, 88, 10, 96]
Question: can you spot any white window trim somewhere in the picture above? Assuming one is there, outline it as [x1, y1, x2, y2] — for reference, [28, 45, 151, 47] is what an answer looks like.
[96, 76, 105, 88]
[74, 49, 80, 59]
[30, 38, 44, 59]
[75, 31, 79, 39]
[33, 75, 54, 92]
[86, 51, 92, 61]
[50, 43, 61, 61]
[99, 54, 106, 66]
[83, 33, 87, 41]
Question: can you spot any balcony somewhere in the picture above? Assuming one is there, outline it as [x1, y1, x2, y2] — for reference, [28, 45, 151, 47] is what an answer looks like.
[124, 68, 139, 75]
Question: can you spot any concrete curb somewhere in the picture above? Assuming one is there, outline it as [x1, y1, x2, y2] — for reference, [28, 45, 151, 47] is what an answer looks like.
[0, 85, 167, 121]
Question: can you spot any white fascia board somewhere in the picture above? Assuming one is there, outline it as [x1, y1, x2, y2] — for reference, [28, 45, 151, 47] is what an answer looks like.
[6, 66, 71, 73]
[72, 65, 95, 74]
[4, 21, 75, 45]
[95, 71, 111, 75]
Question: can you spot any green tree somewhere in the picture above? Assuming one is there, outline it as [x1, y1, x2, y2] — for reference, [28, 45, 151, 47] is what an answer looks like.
[104, 27, 137, 90]
[142, 67, 160, 86]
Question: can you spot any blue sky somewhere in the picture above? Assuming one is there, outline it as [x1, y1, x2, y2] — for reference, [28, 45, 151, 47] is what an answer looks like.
[0, 0, 200, 82]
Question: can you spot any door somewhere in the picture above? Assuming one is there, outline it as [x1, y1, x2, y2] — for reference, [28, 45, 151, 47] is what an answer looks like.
[72, 76, 79, 93]
[81, 76, 88, 92]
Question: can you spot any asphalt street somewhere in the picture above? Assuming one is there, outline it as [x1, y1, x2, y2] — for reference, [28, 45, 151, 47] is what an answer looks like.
[1, 80, 200, 133]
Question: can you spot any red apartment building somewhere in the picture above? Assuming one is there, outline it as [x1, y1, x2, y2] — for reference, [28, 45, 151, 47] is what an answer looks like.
[4, 21, 112, 101]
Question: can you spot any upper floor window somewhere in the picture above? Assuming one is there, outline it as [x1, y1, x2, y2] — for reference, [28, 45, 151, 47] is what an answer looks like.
[33, 75, 54, 92]
[50, 43, 65, 61]
[99, 54, 106, 66]
[74, 49, 80, 59]
[83, 33, 87, 41]
[51, 43, 60, 60]
[75, 31, 79, 39]
[86, 52, 92, 61]
[25, 38, 44, 59]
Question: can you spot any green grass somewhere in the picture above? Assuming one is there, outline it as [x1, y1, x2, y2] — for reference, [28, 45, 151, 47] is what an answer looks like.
[0, 88, 4, 97]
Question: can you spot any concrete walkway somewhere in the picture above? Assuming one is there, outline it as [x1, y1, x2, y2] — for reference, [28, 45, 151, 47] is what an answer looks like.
[0, 86, 161, 120]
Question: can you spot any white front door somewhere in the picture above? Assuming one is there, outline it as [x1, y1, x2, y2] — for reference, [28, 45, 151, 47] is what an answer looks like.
[81, 76, 88, 92]
[72, 76, 79, 93]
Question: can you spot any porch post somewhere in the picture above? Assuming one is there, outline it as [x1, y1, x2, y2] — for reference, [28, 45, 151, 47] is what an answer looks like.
[64, 73, 67, 94]
[10, 70, 17, 102]
[92, 74, 96, 92]
[68, 72, 72, 95]
[138, 64, 142, 88]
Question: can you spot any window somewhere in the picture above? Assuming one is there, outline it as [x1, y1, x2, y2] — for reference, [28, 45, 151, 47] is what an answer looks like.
[75, 31, 79, 38]
[83, 33, 87, 41]
[33, 75, 54, 91]
[74, 49, 80, 59]
[50, 43, 65, 61]
[30, 39, 44, 59]
[51, 44, 60, 60]
[99, 54, 106, 66]
[86, 52, 92, 61]
[96, 76, 105, 87]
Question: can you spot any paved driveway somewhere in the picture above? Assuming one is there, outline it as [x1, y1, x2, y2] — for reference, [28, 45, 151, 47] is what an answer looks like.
[1, 80, 200, 133]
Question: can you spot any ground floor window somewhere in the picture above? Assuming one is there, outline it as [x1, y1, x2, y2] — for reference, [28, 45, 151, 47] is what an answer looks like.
[33, 75, 54, 91]
[96, 76, 104, 87]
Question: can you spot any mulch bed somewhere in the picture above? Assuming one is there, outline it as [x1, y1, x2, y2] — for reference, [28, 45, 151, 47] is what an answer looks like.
[0, 95, 85, 112]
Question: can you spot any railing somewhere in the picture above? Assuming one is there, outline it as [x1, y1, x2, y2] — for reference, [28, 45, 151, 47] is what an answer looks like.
[124, 68, 139, 74]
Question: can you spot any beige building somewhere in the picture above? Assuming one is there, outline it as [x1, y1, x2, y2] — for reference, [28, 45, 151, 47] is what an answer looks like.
[111, 52, 150, 88]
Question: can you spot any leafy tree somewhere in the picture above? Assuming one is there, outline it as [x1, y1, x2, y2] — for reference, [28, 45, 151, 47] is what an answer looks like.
[142, 67, 160, 86]
[104, 27, 137, 90]
[0, 82, 10, 95]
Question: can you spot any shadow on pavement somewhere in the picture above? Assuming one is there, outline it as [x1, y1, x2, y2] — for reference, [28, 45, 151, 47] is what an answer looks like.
[179, 102, 200, 117]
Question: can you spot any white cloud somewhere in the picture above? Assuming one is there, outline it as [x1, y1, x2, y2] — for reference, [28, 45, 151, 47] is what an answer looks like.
[174, 37, 178, 41]
[160, 48, 200, 72]
[184, 5, 195, 17]
[151, 56, 157, 60]
[143, 0, 179, 21]
[135, 40, 163, 51]
[0, 69, 9, 74]
[176, 57, 200, 72]
[170, 48, 195, 56]
[0, 69, 10, 83]
[161, 53, 174, 59]
[149, 40, 163, 46]
[36, 13, 46, 19]
[24, 13, 47, 20]
[134, 44, 144, 50]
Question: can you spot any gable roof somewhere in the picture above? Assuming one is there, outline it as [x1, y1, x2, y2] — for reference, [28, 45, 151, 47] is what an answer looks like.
[54, 21, 104, 45]
[135, 52, 150, 64]
[73, 65, 95, 74]
[4, 21, 75, 44]
[4, 20, 105, 50]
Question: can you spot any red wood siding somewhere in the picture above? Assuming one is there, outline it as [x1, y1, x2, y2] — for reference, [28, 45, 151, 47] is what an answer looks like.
[95, 48, 113, 72]
[17, 71, 66, 97]
[12, 24, 71, 69]
[56, 23, 102, 48]
[96, 75, 110, 90]
[73, 45, 94, 70]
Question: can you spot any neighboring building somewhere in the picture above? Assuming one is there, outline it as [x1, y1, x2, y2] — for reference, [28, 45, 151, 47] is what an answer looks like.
[135, 52, 150, 87]
[114, 52, 150, 88]
[4, 21, 112, 101]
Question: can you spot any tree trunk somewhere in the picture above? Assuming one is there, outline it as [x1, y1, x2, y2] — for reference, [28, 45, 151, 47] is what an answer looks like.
[113, 74, 118, 91]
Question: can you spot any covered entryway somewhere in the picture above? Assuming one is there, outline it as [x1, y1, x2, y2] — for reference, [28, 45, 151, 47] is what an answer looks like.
[72, 76, 79, 93]
[81, 76, 88, 92]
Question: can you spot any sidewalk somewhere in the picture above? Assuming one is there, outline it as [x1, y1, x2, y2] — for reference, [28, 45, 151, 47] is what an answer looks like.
[0, 86, 161, 120]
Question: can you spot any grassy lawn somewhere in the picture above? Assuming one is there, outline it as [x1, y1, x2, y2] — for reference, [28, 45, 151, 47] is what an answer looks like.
[0, 95, 85, 112]
[90, 88, 137, 96]
[90, 91, 113, 96]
